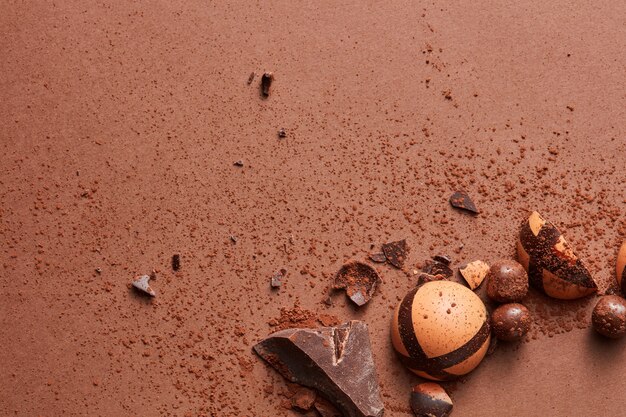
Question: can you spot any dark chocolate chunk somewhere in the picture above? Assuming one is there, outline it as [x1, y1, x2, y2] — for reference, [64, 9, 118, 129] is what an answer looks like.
[172, 254, 180, 271]
[422, 259, 453, 279]
[229, 235, 238, 243]
[334, 261, 381, 306]
[271, 268, 286, 289]
[592, 295, 626, 339]
[432, 254, 451, 265]
[491, 303, 531, 341]
[233, 160, 244, 167]
[369, 252, 387, 263]
[449, 190, 479, 214]
[278, 128, 286, 138]
[254, 321, 384, 417]
[382, 239, 408, 269]
[261, 72, 274, 97]
[410, 383, 453, 417]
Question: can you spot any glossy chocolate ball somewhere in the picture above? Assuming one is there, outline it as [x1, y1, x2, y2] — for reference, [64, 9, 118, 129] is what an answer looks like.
[486, 260, 528, 303]
[592, 295, 626, 339]
[391, 280, 490, 381]
[491, 303, 531, 341]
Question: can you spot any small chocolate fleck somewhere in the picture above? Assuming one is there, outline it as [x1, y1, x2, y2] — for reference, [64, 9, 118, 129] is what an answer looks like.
[261, 72, 274, 97]
[172, 254, 180, 271]
[247, 71, 256, 85]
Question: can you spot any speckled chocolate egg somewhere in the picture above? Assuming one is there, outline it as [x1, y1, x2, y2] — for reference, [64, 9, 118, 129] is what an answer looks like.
[617, 242, 626, 295]
[391, 280, 491, 381]
[592, 295, 626, 339]
[517, 211, 597, 299]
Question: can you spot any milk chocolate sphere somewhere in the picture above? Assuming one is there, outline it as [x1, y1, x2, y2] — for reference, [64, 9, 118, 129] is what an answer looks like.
[391, 280, 491, 381]
[491, 303, 531, 341]
[592, 295, 626, 339]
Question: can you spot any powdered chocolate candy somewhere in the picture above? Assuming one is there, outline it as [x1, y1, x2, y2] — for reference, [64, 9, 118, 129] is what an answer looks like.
[517, 211, 597, 299]
[391, 280, 490, 380]
[410, 383, 453, 417]
[491, 303, 531, 342]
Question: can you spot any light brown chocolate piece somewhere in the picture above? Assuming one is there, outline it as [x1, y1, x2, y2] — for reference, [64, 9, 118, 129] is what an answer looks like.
[459, 260, 490, 290]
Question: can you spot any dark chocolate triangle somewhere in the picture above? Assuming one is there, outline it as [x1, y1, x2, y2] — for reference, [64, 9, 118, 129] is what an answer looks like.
[254, 321, 384, 417]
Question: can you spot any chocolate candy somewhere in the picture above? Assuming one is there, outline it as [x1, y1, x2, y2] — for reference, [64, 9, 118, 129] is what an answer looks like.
[491, 303, 531, 342]
[592, 295, 626, 339]
[410, 383, 453, 417]
[391, 280, 491, 380]
[333, 261, 381, 307]
[486, 260, 528, 303]
[254, 321, 384, 417]
[617, 242, 626, 295]
[517, 211, 597, 299]
[459, 260, 489, 290]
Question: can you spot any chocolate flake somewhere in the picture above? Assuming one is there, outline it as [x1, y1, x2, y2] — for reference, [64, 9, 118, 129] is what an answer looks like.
[271, 268, 287, 288]
[369, 252, 387, 263]
[261, 72, 274, 97]
[233, 160, 244, 167]
[254, 321, 384, 417]
[422, 259, 453, 279]
[449, 190, 479, 214]
[382, 239, 408, 269]
[333, 261, 382, 307]
[172, 254, 180, 271]
[432, 255, 451, 265]
[132, 274, 155, 297]
[278, 128, 286, 138]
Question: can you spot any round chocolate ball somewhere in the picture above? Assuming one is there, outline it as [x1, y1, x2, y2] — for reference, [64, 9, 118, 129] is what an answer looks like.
[592, 295, 626, 339]
[491, 303, 531, 341]
[391, 280, 491, 381]
[486, 260, 528, 303]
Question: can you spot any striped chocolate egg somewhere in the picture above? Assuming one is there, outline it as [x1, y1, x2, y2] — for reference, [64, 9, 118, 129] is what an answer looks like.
[391, 280, 490, 381]
[617, 242, 626, 294]
[517, 211, 597, 299]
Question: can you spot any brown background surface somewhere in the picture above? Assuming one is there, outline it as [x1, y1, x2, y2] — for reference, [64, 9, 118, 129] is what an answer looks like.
[1, 1, 625, 416]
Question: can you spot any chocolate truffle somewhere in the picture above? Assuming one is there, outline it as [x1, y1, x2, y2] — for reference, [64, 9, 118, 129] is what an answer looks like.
[410, 383, 453, 417]
[491, 303, 531, 342]
[486, 260, 528, 303]
[517, 211, 597, 299]
[391, 280, 491, 381]
[592, 295, 626, 339]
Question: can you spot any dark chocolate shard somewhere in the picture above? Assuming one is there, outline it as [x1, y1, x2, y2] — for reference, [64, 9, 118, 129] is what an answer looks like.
[233, 160, 244, 167]
[278, 128, 287, 138]
[432, 254, 451, 265]
[369, 252, 387, 263]
[382, 239, 408, 269]
[422, 259, 453, 279]
[449, 190, 479, 214]
[271, 268, 286, 288]
[254, 321, 384, 417]
[410, 383, 453, 417]
[416, 272, 444, 286]
[172, 254, 180, 271]
[261, 72, 274, 97]
[333, 261, 381, 307]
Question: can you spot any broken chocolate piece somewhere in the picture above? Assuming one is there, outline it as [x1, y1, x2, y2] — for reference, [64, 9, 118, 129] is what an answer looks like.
[261, 72, 274, 97]
[410, 383, 453, 417]
[382, 239, 408, 269]
[333, 261, 381, 306]
[172, 254, 180, 271]
[278, 128, 286, 138]
[132, 274, 155, 297]
[271, 268, 287, 289]
[459, 260, 489, 290]
[369, 252, 387, 263]
[432, 254, 451, 265]
[416, 272, 444, 286]
[422, 259, 453, 279]
[449, 190, 479, 214]
[247, 71, 256, 85]
[291, 387, 317, 411]
[254, 321, 384, 417]
[233, 160, 244, 167]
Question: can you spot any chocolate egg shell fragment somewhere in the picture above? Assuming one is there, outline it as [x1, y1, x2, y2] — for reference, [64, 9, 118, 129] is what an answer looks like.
[254, 320, 384, 417]
[449, 190, 479, 214]
[486, 260, 528, 303]
[617, 242, 626, 295]
[391, 280, 491, 381]
[592, 295, 626, 339]
[491, 303, 531, 342]
[369, 252, 387, 263]
[459, 260, 489, 290]
[422, 259, 453, 279]
[132, 274, 155, 297]
[334, 261, 381, 306]
[517, 211, 596, 299]
[382, 239, 409, 269]
[410, 383, 453, 417]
